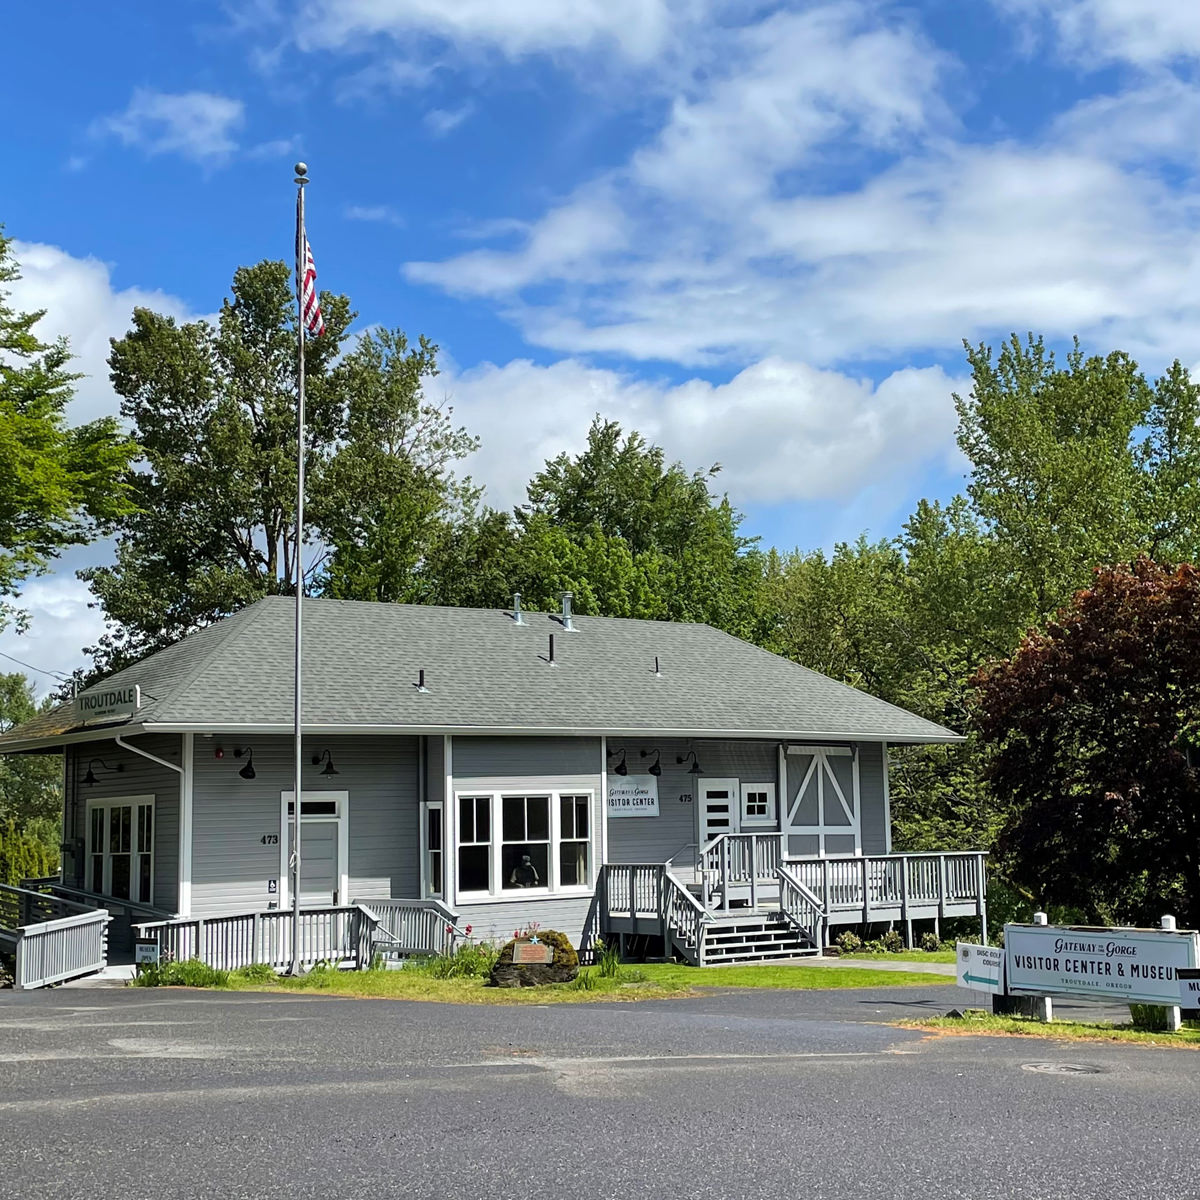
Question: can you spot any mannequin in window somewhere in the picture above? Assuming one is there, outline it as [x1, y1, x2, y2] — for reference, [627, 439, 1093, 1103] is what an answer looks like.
[509, 853, 540, 888]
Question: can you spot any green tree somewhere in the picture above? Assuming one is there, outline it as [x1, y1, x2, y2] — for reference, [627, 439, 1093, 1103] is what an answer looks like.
[0, 232, 136, 630]
[513, 418, 764, 635]
[317, 330, 478, 602]
[83, 263, 474, 671]
[974, 559, 1200, 927]
[0, 672, 61, 875]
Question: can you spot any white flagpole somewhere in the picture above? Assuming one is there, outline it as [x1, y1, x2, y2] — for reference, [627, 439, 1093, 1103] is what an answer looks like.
[290, 161, 309, 976]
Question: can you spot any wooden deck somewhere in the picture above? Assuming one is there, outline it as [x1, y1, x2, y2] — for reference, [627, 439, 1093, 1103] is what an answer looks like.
[601, 840, 988, 964]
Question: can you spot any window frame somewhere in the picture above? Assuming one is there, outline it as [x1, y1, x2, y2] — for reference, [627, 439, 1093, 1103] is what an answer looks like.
[84, 794, 156, 904]
[739, 781, 777, 829]
[451, 788, 596, 903]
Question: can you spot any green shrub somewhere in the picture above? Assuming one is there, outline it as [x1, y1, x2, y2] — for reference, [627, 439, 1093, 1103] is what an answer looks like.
[617, 966, 649, 983]
[879, 929, 904, 953]
[1129, 1003, 1177, 1032]
[407, 940, 500, 979]
[919, 932, 941, 953]
[595, 939, 622, 978]
[573, 968, 598, 990]
[0, 818, 57, 886]
[834, 930, 863, 954]
[130, 958, 231, 988]
[231, 962, 276, 983]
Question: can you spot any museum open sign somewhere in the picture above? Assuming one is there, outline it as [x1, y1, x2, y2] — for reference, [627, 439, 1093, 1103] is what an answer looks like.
[607, 775, 660, 817]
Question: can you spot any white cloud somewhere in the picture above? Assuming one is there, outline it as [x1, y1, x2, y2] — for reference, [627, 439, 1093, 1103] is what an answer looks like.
[424, 102, 475, 137]
[344, 203, 406, 226]
[9, 240, 196, 424]
[296, 0, 690, 62]
[92, 89, 245, 165]
[0, 574, 108, 700]
[997, 0, 1200, 68]
[434, 355, 962, 512]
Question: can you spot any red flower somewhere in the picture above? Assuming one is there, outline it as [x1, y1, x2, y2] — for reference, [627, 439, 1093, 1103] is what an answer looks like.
[465, 924, 473, 935]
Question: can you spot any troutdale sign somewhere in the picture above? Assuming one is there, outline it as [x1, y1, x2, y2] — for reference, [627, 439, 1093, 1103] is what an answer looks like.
[75, 685, 141, 725]
[1004, 923, 1200, 1007]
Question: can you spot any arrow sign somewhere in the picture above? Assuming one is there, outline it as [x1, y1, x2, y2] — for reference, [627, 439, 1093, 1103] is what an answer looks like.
[964, 972, 999, 987]
[957, 943, 1005, 995]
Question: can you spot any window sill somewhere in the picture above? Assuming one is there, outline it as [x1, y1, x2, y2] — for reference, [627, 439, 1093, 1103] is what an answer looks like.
[454, 886, 595, 905]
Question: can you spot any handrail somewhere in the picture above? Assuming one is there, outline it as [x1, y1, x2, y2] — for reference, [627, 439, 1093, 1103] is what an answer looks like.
[10, 907, 110, 990]
[1, 882, 100, 921]
[135, 904, 379, 972]
[21, 880, 173, 922]
[662, 869, 710, 966]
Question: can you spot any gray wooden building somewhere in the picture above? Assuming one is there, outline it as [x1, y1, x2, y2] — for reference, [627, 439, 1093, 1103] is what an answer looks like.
[0, 595, 986, 982]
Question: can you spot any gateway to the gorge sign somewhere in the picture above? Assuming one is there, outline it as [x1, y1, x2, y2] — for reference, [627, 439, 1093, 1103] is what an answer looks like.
[1005, 923, 1200, 1006]
[607, 775, 660, 818]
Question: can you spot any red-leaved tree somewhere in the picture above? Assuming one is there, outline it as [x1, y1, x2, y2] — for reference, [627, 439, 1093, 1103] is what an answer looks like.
[974, 559, 1200, 927]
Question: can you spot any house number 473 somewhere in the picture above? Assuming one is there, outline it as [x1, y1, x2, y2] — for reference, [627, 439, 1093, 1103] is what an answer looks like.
[260, 834, 279, 844]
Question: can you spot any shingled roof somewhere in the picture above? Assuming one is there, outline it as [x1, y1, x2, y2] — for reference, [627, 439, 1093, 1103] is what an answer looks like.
[0, 596, 962, 750]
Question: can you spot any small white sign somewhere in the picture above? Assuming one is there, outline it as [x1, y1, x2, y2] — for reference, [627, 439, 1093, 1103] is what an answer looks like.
[1179, 969, 1200, 1009]
[134, 939, 160, 966]
[1005, 924, 1200, 1006]
[956, 942, 1005, 994]
[76, 684, 141, 724]
[607, 775, 660, 818]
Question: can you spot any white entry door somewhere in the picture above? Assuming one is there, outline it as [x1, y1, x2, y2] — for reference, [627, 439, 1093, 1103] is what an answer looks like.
[281, 792, 349, 908]
[698, 778, 740, 845]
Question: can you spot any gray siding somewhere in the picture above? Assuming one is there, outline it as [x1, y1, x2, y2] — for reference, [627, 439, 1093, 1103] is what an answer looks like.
[447, 735, 604, 925]
[451, 736, 601, 779]
[452, 895, 599, 950]
[425, 735, 445, 805]
[65, 735, 181, 912]
[606, 738, 779, 864]
[857, 741, 888, 854]
[190, 734, 418, 918]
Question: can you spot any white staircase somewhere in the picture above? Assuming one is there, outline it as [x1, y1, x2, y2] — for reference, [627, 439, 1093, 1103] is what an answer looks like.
[700, 912, 822, 963]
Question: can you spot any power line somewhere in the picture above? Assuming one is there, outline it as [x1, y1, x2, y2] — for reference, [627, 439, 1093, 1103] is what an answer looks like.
[0, 648, 72, 681]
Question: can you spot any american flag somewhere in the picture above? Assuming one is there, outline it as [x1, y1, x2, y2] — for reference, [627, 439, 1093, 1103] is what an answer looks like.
[296, 201, 325, 337]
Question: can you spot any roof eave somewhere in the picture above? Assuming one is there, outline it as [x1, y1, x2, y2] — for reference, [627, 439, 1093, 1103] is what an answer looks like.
[0, 722, 152, 755]
[137, 720, 965, 744]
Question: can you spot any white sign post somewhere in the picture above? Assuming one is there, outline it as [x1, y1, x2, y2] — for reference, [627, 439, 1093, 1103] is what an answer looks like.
[956, 942, 1005, 995]
[606, 775, 660, 818]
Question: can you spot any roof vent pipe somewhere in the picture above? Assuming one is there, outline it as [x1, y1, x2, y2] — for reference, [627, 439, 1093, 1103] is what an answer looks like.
[415, 669, 428, 693]
[548, 633, 556, 666]
[512, 593, 524, 625]
[560, 591, 574, 631]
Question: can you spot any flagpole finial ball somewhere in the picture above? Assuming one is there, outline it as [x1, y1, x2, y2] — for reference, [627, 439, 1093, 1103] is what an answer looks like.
[294, 162, 308, 178]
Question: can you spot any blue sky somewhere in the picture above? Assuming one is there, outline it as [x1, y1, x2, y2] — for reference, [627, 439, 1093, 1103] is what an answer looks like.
[4, 0, 1200, 690]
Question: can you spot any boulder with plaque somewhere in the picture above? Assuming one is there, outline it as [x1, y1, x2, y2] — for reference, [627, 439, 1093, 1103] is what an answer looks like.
[489, 930, 579, 988]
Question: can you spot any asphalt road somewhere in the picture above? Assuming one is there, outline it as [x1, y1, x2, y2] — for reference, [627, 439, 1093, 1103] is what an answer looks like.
[0, 983, 1195, 1200]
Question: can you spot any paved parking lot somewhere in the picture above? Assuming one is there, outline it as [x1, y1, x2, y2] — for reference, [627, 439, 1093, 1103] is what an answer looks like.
[0, 983, 1195, 1199]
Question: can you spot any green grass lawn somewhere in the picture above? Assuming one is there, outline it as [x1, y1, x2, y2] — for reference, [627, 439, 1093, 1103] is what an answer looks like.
[838, 949, 956, 964]
[135, 957, 943, 1002]
[900, 1011, 1200, 1048]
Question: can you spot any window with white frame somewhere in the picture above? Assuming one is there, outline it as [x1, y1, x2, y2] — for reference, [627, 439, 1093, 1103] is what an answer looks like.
[458, 795, 491, 893]
[740, 782, 776, 828]
[87, 796, 154, 903]
[422, 801, 444, 898]
[454, 790, 595, 899]
[558, 795, 590, 887]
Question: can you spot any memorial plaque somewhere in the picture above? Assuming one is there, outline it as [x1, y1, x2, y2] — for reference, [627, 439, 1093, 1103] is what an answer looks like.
[512, 941, 554, 965]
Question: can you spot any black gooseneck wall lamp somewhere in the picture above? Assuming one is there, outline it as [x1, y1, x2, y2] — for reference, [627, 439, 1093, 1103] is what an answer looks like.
[311, 749, 339, 776]
[83, 759, 124, 787]
[234, 747, 256, 780]
[640, 749, 663, 777]
[676, 750, 703, 776]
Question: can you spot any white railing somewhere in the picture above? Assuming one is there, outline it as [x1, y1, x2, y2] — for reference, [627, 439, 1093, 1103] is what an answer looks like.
[662, 871, 710, 965]
[6, 906, 111, 990]
[357, 898, 462, 956]
[776, 865, 824, 951]
[784, 852, 987, 918]
[699, 833, 785, 911]
[604, 863, 667, 918]
[134, 905, 377, 972]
